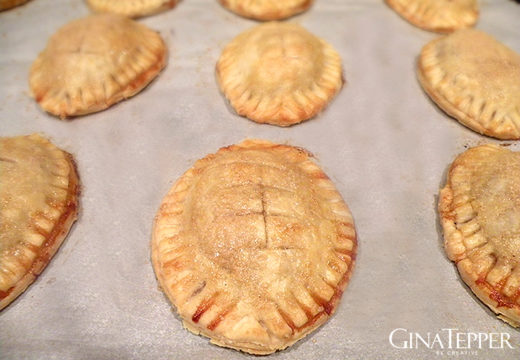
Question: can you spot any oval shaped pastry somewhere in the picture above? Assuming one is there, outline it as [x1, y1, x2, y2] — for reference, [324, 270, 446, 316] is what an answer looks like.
[216, 22, 343, 126]
[385, 0, 478, 33]
[86, 0, 178, 18]
[418, 29, 520, 140]
[152, 139, 357, 354]
[0, 134, 80, 311]
[439, 144, 520, 327]
[219, 0, 313, 21]
[0, 0, 30, 11]
[29, 13, 167, 119]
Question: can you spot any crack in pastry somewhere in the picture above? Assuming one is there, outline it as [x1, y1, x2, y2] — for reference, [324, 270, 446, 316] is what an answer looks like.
[29, 13, 167, 119]
[152, 139, 357, 354]
[218, 0, 313, 21]
[86, 0, 178, 18]
[439, 144, 520, 327]
[0, 134, 80, 311]
[0, 0, 30, 11]
[385, 0, 478, 33]
[418, 29, 520, 140]
[216, 22, 343, 127]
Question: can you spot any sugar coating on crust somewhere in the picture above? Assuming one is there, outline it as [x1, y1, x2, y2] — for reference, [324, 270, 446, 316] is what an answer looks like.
[29, 13, 167, 119]
[217, 22, 343, 126]
[418, 29, 520, 140]
[439, 144, 520, 327]
[86, 0, 178, 18]
[385, 0, 478, 33]
[0, 134, 79, 310]
[152, 139, 357, 354]
[219, 0, 313, 21]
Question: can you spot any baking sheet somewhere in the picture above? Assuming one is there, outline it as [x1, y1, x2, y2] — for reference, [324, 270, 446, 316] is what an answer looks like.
[1, 0, 520, 359]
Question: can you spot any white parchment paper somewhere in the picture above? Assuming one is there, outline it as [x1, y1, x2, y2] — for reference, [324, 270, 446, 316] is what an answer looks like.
[1, 0, 520, 359]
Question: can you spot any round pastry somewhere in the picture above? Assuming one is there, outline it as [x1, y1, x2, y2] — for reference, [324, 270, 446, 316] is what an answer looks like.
[86, 0, 178, 18]
[0, 134, 80, 311]
[152, 139, 357, 354]
[439, 144, 520, 327]
[418, 29, 520, 140]
[29, 13, 167, 119]
[219, 0, 313, 21]
[216, 22, 343, 126]
[385, 0, 478, 33]
[0, 0, 30, 11]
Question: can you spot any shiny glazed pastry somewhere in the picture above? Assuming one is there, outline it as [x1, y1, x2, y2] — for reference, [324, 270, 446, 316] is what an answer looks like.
[219, 0, 313, 21]
[86, 0, 178, 18]
[385, 0, 478, 33]
[418, 29, 520, 139]
[216, 22, 343, 126]
[0, 134, 80, 311]
[29, 14, 167, 119]
[439, 144, 520, 327]
[0, 0, 30, 11]
[152, 139, 357, 354]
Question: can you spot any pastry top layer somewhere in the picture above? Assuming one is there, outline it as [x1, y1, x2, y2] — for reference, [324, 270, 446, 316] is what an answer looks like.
[153, 139, 357, 354]
[219, 0, 313, 21]
[0, 134, 72, 292]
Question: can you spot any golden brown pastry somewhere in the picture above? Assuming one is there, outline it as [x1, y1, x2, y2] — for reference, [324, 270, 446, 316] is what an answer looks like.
[29, 14, 167, 119]
[216, 22, 343, 126]
[0, 0, 30, 11]
[418, 29, 520, 140]
[219, 0, 313, 21]
[86, 0, 178, 18]
[385, 0, 478, 33]
[0, 134, 80, 311]
[152, 139, 357, 354]
[439, 144, 520, 327]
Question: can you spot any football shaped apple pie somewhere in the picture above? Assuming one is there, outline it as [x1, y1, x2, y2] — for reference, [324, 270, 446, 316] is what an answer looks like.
[440, 145, 520, 327]
[219, 0, 313, 21]
[0, 134, 80, 311]
[86, 0, 178, 18]
[152, 139, 357, 354]
[29, 14, 167, 119]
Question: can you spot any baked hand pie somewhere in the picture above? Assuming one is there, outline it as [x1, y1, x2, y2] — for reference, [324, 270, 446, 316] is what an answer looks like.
[29, 13, 167, 119]
[439, 144, 520, 327]
[0, 0, 30, 11]
[86, 0, 178, 18]
[216, 22, 343, 126]
[0, 134, 80, 311]
[152, 139, 357, 354]
[385, 0, 478, 33]
[418, 29, 520, 140]
[218, 0, 313, 21]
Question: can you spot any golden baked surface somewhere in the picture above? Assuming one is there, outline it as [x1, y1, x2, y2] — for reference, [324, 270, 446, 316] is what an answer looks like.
[86, 0, 178, 18]
[439, 144, 520, 327]
[0, 0, 30, 11]
[29, 13, 166, 119]
[0, 134, 80, 311]
[152, 139, 357, 354]
[385, 0, 478, 33]
[216, 22, 343, 126]
[219, 0, 313, 21]
[418, 29, 520, 140]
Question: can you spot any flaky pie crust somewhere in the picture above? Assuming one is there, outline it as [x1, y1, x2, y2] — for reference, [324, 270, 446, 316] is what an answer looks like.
[152, 139, 357, 354]
[86, 0, 179, 18]
[219, 0, 313, 21]
[0, 134, 80, 311]
[439, 144, 520, 327]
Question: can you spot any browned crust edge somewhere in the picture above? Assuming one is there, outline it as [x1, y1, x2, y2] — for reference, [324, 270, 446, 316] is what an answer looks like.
[218, 0, 313, 21]
[0, 152, 80, 311]
[0, 0, 30, 11]
[438, 150, 520, 328]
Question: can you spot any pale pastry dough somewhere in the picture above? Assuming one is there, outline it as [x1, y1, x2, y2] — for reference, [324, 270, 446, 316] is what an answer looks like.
[385, 0, 478, 33]
[440, 145, 520, 328]
[219, 0, 313, 21]
[152, 139, 357, 354]
[216, 22, 343, 126]
[86, 0, 178, 18]
[0, 134, 80, 311]
[29, 13, 167, 119]
[0, 0, 30, 11]
[418, 29, 520, 140]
